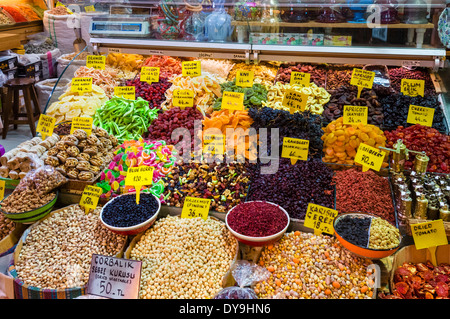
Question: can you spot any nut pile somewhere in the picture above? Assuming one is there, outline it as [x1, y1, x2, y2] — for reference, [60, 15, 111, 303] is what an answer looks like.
[368, 217, 400, 250]
[14, 205, 126, 289]
[130, 215, 238, 299]
[0, 214, 15, 241]
[255, 232, 374, 299]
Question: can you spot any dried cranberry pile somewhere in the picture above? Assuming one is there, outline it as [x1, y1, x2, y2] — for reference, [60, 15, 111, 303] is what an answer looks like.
[385, 125, 450, 173]
[275, 63, 327, 87]
[126, 76, 172, 110]
[388, 67, 436, 96]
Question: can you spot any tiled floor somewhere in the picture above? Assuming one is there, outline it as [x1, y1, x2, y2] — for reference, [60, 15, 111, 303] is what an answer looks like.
[0, 125, 35, 152]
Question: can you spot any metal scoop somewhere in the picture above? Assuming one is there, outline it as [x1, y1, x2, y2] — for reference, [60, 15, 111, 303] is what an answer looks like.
[73, 27, 87, 53]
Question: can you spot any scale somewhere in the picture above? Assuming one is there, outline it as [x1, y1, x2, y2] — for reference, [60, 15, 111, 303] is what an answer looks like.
[90, 15, 151, 37]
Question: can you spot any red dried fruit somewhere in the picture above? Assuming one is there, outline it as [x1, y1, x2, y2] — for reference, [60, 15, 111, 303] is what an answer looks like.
[396, 282, 409, 295]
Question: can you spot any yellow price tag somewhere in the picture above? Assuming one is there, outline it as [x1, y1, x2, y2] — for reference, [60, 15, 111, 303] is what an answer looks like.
[236, 70, 254, 88]
[36, 114, 56, 140]
[71, 77, 93, 93]
[182, 61, 201, 77]
[281, 137, 309, 165]
[354, 143, 386, 172]
[282, 89, 308, 114]
[85, 5, 95, 12]
[411, 220, 448, 250]
[0, 180, 5, 201]
[86, 55, 105, 70]
[70, 117, 93, 135]
[56, 1, 73, 14]
[343, 105, 368, 125]
[181, 197, 211, 220]
[80, 185, 103, 214]
[203, 132, 224, 156]
[407, 104, 434, 127]
[401, 79, 425, 97]
[350, 68, 375, 98]
[140, 67, 160, 83]
[125, 166, 154, 204]
[290, 72, 311, 87]
[304, 203, 338, 235]
[114, 86, 136, 100]
[221, 91, 244, 111]
[173, 89, 194, 109]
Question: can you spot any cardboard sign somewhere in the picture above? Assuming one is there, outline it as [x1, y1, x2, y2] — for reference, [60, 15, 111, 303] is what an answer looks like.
[173, 89, 194, 109]
[71, 77, 92, 93]
[343, 105, 368, 125]
[282, 89, 308, 114]
[411, 220, 448, 250]
[125, 166, 154, 204]
[0, 180, 5, 201]
[401, 79, 425, 97]
[181, 197, 211, 220]
[87, 254, 142, 299]
[281, 137, 309, 165]
[221, 91, 245, 111]
[236, 70, 254, 88]
[140, 67, 160, 83]
[203, 133, 224, 156]
[304, 203, 338, 235]
[114, 86, 136, 100]
[86, 55, 105, 70]
[79, 185, 102, 214]
[350, 68, 375, 98]
[70, 117, 93, 135]
[36, 114, 56, 140]
[406, 104, 434, 127]
[290, 72, 311, 87]
[354, 143, 386, 172]
[182, 61, 201, 77]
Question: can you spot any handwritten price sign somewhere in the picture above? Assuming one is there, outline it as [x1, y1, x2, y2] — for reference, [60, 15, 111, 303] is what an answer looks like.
[304, 203, 338, 235]
[140, 67, 160, 83]
[401, 79, 425, 97]
[282, 89, 308, 114]
[281, 137, 309, 165]
[80, 185, 103, 214]
[236, 70, 254, 88]
[173, 89, 194, 109]
[350, 68, 375, 98]
[354, 143, 386, 172]
[290, 72, 310, 87]
[71, 77, 93, 93]
[182, 61, 201, 77]
[86, 55, 105, 70]
[125, 166, 154, 204]
[407, 104, 434, 127]
[36, 114, 56, 140]
[181, 197, 211, 220]
[221, 91, 244, 111]
[343, 105, 368, 125]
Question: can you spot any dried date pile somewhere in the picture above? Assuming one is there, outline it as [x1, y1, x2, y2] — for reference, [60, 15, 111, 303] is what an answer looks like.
[275, 63, 327, 88]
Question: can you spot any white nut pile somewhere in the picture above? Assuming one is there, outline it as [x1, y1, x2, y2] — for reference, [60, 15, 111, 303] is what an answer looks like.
[130, 215, 238, 299]
[14, 205, 126, 289]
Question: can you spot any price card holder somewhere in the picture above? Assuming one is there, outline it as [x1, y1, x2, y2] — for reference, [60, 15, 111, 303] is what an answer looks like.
[71, 77, 93, 93]
[36, 114, 56, 140]
[401, 79, 425, 97]
[411, 220, 448, 266]
[304, 203, 338, 235]
[236, 70, 254, 88]
[140, 67, 160, 84]
[87, 254, 142, 299]
[86, 55, 105, 70]
[114, 86, 136, 100]
[281, 137, 309, 165]
[203, 133, 224, 156]
[80, 185, 103, 214]
[343, 105, 368, 125]
[182, 61, 201, 77]
[350, 68, 375, 98]
[282, 89, 308, 114]
[173, 89, 194, 109]
[406, 104, 434, 127]
[125, 166, 154, 204]
[290, 72, 310, 87]
[70, 117, 93, 135]
[0, 180, 5, 201]
[181, 197, 211, 220]
[221, 91, 244, 111]
[354, 142, 386, 172]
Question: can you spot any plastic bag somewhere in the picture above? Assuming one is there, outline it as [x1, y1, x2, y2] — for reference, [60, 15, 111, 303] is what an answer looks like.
[213, 260, 270, 299]
[16, 165, 67, 195]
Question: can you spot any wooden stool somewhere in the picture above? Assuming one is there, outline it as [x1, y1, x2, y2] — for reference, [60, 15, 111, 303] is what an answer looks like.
[2, 78, 41, 139]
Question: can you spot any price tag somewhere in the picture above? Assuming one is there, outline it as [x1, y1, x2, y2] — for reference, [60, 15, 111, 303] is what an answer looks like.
[70, 117, 93, 135]
[411, 220, 448, 250]
[114, 86, 136, 100]
[85, 5, 95, 12]
[198, 52, 214, 59]
[221, 91, 245, 111]
[71, 77, 93, 93]
[0, 180, 5, 201]
[350, 68, 375, 98]
[86, 55, 105, 70]
[236, 70, 254, 88]
[290, 72, 311, 87]
[108, 48, 122, 54]
[87, 254, 142, 299]
[36, 114, 56, 140]
[203, 132, 224, 156]
[401, 79, 425, 97]
[281, 137, 309, 165]
[173, 89, 194, 109]
[343, 105, 368, 125]
[407, 104, 434, 127]
[182, 61, 201, 77]
[79, 185, 102, 214]
[282, 89, 308, 114]
[354, 143, 386, 172]
[125, 166, 154, 204]
[304, 203, 338, 235]
[181, 197, 211, 220]
[140, 67, 160, 83]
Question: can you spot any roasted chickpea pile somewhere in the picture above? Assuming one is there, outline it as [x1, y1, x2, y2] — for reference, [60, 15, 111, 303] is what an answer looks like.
[368, 217, 400, 250]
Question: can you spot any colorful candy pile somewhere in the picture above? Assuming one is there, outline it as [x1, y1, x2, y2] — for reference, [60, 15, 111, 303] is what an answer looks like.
[96, 139, 177, 202]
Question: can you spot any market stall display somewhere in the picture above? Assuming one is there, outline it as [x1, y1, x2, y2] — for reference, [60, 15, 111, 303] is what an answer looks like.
[126, 76, 172, 110]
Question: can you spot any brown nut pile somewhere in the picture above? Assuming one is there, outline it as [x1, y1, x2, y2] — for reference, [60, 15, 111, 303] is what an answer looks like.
[14, 205, 126, 289]
[0, 214, 15, 241]
[368, 217, 400, 250]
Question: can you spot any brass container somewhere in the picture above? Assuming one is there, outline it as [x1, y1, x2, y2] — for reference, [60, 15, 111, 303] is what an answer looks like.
[440, 205, 450, 222]
[413, 152, 429, 174]
[414, 194, 428, 220]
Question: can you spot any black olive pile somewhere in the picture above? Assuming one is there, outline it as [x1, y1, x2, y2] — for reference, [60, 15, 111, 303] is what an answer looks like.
[334, 215, 371, 247]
